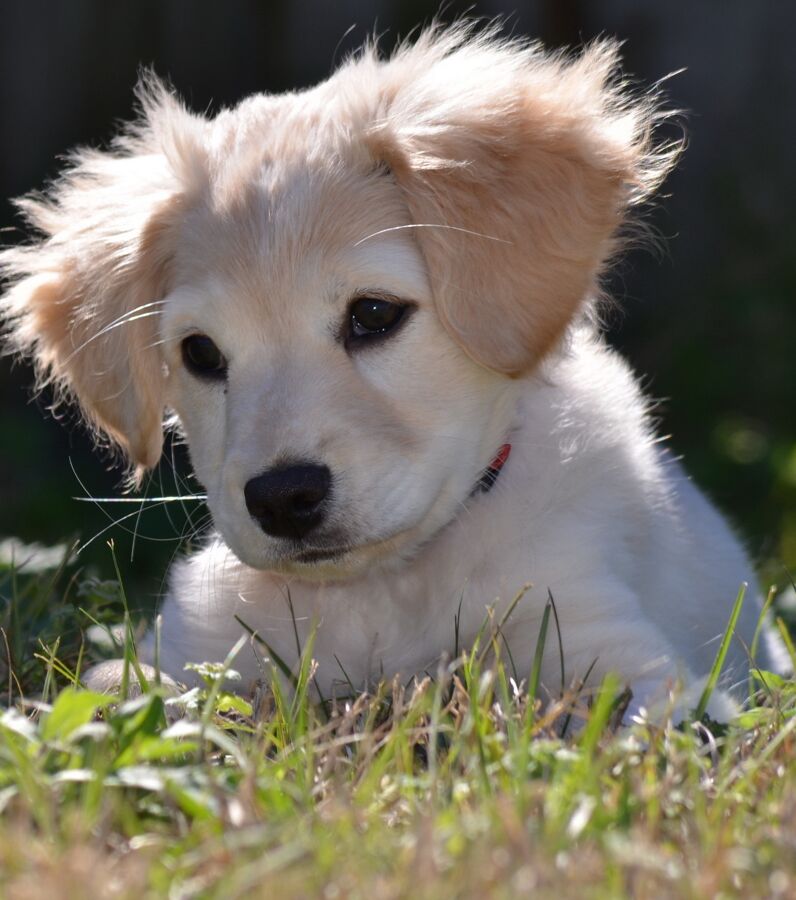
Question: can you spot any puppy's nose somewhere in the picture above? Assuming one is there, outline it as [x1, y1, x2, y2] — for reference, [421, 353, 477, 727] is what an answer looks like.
[244, 464, 331, 540]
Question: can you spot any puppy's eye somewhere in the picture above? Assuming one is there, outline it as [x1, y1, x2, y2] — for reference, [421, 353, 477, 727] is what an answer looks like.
[348, 297, 407, 342]
[181, 334, 227, 379]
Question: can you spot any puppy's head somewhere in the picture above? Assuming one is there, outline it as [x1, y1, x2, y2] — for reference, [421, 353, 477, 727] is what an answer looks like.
[1, 26, 677, 578]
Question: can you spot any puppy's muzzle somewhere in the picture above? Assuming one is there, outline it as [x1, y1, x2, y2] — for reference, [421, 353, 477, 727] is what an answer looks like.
[244, 463, 331, 540]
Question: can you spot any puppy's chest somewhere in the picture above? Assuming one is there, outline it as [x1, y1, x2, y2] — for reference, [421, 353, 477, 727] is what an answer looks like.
[268, 562, 531, 677]
[255, 570, 455, 675]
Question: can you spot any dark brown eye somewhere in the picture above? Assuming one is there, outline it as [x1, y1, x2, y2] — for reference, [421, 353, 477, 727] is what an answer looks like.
[181, 334, 227, 379]
[349, 297, 407, 342]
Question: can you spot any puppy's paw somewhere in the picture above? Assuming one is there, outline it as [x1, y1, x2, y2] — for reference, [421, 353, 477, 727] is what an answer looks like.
[83, 659, 182, 698]
[624, 676, 739, 727]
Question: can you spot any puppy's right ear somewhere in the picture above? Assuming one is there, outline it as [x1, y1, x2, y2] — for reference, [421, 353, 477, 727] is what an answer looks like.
[1, 78, 206, 471]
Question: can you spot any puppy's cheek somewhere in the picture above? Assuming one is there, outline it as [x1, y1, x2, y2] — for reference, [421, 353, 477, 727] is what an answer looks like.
[337, 465, 437, 539]
[333, 471, 454, 562]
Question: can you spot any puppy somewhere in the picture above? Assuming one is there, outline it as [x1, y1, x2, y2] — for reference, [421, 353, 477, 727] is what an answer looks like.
[1, 26, 785, 719]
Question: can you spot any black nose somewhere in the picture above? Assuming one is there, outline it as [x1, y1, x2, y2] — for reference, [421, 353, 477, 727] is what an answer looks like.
[244, 464, 332, 540]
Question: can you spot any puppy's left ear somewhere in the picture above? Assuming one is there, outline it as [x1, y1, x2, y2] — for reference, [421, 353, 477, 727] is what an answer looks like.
[1, 79, 205, 471]
[366, 32, 679, 375]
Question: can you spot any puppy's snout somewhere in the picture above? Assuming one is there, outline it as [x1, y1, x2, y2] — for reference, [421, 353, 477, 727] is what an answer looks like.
[244, 463, 331, 540]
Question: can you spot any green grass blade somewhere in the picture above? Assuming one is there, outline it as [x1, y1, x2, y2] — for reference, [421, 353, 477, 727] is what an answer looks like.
[694, 582, 747, 721]
[528, 597, 552, 710]
[749, 586, 777, 702]
[235, 615, 298, 690]
[775, 616, 796, 671]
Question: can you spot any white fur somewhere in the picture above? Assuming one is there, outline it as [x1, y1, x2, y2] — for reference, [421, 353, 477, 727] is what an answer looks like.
[2, 26, 785, 720]
[147, 322, 783, 719]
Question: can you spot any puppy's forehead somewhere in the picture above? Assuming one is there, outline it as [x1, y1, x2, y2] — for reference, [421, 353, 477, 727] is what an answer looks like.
[173, 160, 417, 301]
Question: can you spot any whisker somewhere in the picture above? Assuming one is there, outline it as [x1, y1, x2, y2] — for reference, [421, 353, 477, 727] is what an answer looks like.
[141, 338, 172, 351]
[68, 458, 208, 558]
[353, 223, 512, 247]
[73, 499, 193, 556]
[130, 466, 155, 563]
[168, 435, 198, 531]
[73, 495, 206, 503]
[65, 300, 166, 362]
[157, 449, 182, 541]
[156, 510, 215, 602]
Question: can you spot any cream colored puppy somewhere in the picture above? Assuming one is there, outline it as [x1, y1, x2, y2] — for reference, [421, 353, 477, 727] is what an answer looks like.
[2, 27, 784, 718]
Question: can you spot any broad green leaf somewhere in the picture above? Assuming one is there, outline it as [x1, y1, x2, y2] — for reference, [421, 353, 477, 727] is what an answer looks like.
[216, 693, 254, 717]
[115, 735, 198, 768]
[40, 688, 112, 742]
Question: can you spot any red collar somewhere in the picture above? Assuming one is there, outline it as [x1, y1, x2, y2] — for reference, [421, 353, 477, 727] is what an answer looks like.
[472, 443, 512, 495]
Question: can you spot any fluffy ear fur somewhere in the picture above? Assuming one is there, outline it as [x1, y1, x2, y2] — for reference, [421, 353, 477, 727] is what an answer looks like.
[364, 27, 679, 375]
[0, 78, 205, 470]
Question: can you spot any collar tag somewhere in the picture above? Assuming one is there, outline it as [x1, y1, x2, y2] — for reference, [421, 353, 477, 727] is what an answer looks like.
[472, 443, 512, 496]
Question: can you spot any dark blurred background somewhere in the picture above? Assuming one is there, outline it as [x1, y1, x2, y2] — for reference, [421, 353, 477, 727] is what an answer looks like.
[1, 0, 794, 599]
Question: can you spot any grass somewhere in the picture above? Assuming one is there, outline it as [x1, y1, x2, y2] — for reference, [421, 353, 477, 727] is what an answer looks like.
[1, 541, 795, 899]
